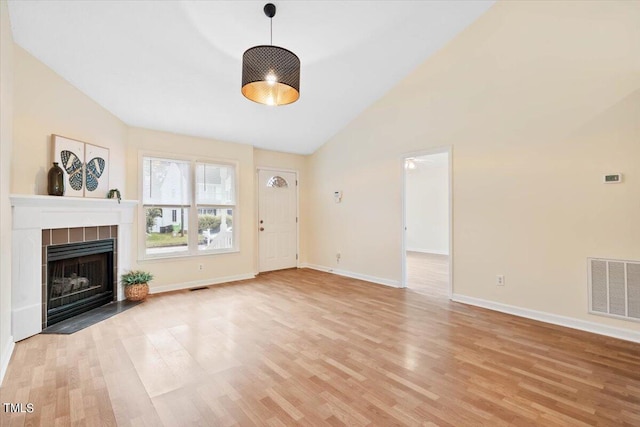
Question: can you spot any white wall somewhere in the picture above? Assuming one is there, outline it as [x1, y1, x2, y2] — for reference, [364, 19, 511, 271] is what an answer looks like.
[0, 0, 15, 382]
[405, 153, 449, 255]
[307, 0, 640, 334]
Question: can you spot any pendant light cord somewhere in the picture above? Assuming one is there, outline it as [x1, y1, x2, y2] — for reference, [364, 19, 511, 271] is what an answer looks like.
[270, 17, 273, 45]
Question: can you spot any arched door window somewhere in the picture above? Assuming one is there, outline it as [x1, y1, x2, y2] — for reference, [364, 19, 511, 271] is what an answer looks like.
[267, 176, 289, 188]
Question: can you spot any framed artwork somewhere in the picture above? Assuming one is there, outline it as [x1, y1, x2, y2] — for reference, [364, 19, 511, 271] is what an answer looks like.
[84, 143, 109, 198]
[52, 135, 109, 198]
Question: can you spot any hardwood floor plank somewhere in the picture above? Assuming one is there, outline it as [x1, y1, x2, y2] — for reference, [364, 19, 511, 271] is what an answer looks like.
[1, 268, 639, 425]
[263, 387, 304, 421]
[405, 251, 449, 298]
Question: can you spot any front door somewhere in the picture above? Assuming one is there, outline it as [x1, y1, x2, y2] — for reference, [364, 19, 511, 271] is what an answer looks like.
[258, 169, 298, 272]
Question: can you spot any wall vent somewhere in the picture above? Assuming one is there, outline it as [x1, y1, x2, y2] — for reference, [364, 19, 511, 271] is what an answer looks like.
[588, 258, 640, 322]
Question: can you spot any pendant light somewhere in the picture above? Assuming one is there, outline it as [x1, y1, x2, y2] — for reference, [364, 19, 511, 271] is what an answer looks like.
[241, 3, 300, 106]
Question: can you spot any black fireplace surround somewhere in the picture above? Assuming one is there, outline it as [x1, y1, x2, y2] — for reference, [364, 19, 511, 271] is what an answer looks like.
[46, 239, 115, 326]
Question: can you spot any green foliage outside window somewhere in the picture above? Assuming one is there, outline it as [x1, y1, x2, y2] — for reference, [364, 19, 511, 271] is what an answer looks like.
[145, 208, 162, 232]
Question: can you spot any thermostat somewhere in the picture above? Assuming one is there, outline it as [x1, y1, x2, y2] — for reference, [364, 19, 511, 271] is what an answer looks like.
[603, 173, 623, 184]
[334, 191, 342, 203]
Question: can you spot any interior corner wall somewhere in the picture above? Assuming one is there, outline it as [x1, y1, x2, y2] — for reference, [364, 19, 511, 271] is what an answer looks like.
[405, 159, 449, 255]
[12, 45, 127, 196]
[307, 0, 640, 333]
[0, 0, 15, 382]
[126, 128, 256, 291]
[254, 148, 309, 264]
[7, 42, 128, 376]
[8, 35, 308, 300]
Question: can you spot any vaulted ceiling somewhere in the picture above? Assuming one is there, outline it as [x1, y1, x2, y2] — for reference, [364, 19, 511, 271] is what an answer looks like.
[8, 1, 494, 154]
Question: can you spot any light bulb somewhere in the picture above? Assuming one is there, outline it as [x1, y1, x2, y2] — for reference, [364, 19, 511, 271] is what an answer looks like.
[405, 159, 416, 170]
[265, 73, 277, 86]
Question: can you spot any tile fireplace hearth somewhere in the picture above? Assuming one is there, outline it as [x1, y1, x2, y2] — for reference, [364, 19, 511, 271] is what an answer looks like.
[10, 195, 137, 341]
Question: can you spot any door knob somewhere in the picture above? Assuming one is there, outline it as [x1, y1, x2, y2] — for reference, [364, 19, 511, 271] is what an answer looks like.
[260, 227, 264, 231]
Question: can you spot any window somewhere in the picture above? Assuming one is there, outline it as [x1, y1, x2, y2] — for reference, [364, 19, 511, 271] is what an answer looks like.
[142, 156, 237, 258]
[196, 162, 235, 252]
[267, 175, 288, 188]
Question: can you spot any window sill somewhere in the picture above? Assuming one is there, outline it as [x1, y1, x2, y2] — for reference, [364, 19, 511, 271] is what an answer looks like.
[137, 248, 240, 263]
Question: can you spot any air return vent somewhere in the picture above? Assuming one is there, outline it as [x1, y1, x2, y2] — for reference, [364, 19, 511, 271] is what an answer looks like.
[588, 258, 640, 322]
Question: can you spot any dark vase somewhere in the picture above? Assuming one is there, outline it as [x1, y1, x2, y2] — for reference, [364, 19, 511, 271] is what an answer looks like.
[47, 162, 65, 196]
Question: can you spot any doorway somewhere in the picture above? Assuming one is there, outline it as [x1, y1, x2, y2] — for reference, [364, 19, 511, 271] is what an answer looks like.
[402, 149, 452, 298]
[257, 168, 298, 272]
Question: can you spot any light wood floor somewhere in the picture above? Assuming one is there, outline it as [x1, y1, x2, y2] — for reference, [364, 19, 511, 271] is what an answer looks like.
[406, 252, 449, 298]
[2, 268, 640, 426]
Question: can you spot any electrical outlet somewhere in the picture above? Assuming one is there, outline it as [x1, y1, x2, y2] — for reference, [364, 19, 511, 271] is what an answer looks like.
[496, 275, 505, 286]
[198, 264, 204, 271]
[336, 253, 341, 263]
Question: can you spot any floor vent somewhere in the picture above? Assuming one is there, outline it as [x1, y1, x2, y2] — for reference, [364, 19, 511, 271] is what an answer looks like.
[589, 258, 640, 322]
[189, 287, 209, 292]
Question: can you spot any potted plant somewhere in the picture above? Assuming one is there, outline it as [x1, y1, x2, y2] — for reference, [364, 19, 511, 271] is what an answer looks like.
[120, 270, 153, 301]
[107, 188, 122, 203]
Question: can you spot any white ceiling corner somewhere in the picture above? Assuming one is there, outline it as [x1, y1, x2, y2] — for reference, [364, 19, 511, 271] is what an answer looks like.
[7, 0, 494, 154]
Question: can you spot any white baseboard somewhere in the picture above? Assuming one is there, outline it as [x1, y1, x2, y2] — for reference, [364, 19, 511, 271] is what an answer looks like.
[150, 273, 255, 294]
[300, 263, 401, 288]
[406, 248, 449, 256]
[1, 337, 15, 386]
[452, 294, 640, 344]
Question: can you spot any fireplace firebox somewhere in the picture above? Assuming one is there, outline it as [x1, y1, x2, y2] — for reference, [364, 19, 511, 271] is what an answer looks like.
[46, 239, 115, 326]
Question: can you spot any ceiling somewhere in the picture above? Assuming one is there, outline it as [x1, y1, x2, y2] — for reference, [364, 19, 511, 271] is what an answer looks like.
[8, 1, 494, 154]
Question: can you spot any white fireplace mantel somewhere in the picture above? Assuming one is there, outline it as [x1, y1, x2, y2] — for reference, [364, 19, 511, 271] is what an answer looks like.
[10, 195, 138, 341]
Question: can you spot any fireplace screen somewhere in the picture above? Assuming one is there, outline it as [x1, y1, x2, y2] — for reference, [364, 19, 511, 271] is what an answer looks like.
[47, 239, 114, 326]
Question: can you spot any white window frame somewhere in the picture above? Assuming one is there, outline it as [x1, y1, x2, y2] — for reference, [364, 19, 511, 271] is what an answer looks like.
[138, 151, 239, 261]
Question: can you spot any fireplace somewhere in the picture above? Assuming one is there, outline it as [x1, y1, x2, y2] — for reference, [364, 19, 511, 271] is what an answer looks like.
[11, 195, 136, 341]
[46, 239, 115, 326]
[41, 225, 120, 329]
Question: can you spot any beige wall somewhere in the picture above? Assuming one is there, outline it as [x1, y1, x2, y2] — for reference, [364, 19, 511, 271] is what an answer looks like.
[127, 128, 257, 290]
[0, 0, 14, 380]
[254, 148, 309, 264]
[12, 46, 127, 195]
[4, 0, 639, 346]
[307, 0, 640, 332]
[8, 41, 311, 296]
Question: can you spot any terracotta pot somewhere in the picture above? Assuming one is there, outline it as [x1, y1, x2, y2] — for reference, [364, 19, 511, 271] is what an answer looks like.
[124, 283, 149, 301]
